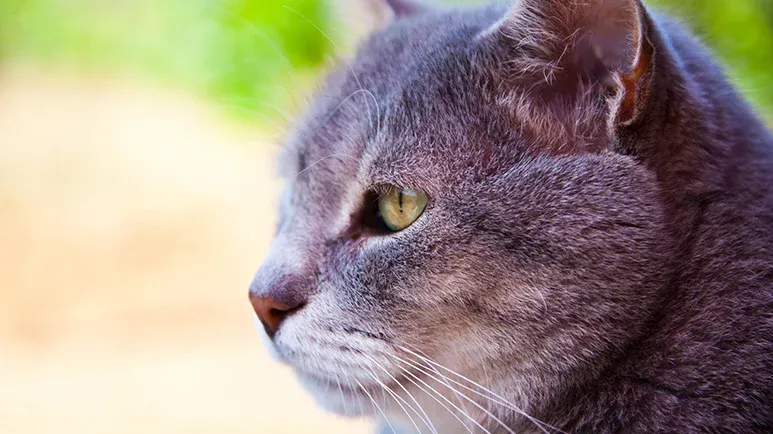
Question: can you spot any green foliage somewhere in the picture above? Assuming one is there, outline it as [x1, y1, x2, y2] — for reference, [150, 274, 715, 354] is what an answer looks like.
[0, 0, 332, 121]
[648, 0, 773, 120]
[1, 0, 772, 122]
[206, 0, 332, 117]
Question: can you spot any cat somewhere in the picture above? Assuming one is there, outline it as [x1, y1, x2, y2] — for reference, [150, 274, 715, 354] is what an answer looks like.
[248, 0, 773, 432]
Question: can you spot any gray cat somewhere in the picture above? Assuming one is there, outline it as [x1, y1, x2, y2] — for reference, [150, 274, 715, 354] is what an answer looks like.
[249, 0, 773, 432]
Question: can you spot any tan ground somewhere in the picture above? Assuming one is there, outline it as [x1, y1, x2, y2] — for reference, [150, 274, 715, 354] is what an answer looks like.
[0, 66, 370, 434]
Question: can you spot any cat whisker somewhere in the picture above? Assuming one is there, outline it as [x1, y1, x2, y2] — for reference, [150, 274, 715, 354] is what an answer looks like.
[272, 84, 308, 106]
[221, 7, 300, 82]
[389, 353, 521, 434]
[474, 351, 499, 430]
[396, 364, 494, 434]
[218, 5, 304, 107]
[363, 364, 426, 434]
[379, 385, 392, 428]
[398, 345, 561, 433]
[318, 88, 381, 130]
[418, 353, 477, 429]
[354, 377, 398, 434]
[219, 99, 295, 123]
[363, 354, 440, 434]
[296, 146, 359, 206]
[477, 351, 491, 392]
[387, 349, 476, 432]
[354, 374, 367, 417]
[395, 366, 478, 434]
[295, 152, 359, 178]
[282, 5, 379, 136]
[335, 375, 348, 416]
[363, 87, 381, 136]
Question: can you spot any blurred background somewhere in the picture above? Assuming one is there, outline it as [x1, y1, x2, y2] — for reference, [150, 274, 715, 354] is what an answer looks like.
[0, 0, 771, 433]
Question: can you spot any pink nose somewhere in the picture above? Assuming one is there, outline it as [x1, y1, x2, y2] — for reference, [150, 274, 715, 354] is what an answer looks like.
[249, 294, 304, 337]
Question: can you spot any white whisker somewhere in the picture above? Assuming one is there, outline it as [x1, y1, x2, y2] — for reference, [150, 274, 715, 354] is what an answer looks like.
[397, 367, 477, 434]
[220, 99, 295, 122]
[354, 377, 397, 434]
[390, 353, 520, 434]
[363, 354, 439, 434]
[364, 365, 425, 434]
[395, 350, 476, 432]
[356, 376, 367, 417]
[282, 5, 378, 135]
[399, 345, 561, 433]
[219, 6, 303, 107]
[398, 366, 493, 434]
[295, 152, 359, 178]
[430, 356, 476, 429]
[335, 376, 348, 416]
[319, 89, 380, 129]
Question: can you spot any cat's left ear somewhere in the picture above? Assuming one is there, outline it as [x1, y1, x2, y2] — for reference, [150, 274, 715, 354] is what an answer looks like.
[488, 0, 656, 127]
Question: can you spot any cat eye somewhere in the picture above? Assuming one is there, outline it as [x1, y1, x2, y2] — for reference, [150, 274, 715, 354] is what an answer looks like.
[378, 187, 428, 232]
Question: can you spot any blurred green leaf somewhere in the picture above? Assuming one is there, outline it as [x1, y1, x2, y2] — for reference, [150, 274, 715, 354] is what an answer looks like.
[0, 0, 333, 122]
[2, 0, 772, 123]
[649, 0, 773, 121]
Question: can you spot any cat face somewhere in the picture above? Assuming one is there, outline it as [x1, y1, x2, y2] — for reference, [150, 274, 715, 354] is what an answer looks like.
[250, 0, 671, 424]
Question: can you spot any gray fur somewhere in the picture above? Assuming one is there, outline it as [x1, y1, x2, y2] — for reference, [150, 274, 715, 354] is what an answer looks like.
[249, 0, 773, 432]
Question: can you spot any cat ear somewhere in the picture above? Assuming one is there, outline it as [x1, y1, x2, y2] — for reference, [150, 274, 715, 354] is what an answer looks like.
[490, 0, 655, 127]
[363, 0, 427, 29]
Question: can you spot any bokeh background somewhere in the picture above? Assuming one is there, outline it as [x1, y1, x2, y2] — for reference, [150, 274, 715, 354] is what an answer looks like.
[1, 1, 771, 433]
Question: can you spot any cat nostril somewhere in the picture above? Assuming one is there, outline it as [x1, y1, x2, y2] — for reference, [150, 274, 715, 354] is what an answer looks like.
[250, 294, 305, 338]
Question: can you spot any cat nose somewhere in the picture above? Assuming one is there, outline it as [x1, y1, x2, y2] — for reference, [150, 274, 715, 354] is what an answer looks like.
[249, 275, 309, 338]
[250, 295, 304, 338]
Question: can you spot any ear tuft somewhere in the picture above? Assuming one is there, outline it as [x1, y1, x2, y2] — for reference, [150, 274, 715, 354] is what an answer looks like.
[499, 0, 645, 82]
[488, 0, 657, 148]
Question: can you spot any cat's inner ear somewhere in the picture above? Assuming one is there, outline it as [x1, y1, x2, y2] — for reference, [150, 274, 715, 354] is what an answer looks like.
[363, 0, 427, 29]
[490, 0, 655, 127]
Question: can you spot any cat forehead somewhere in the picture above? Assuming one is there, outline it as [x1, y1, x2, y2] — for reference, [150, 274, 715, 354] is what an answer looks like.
[285, 6, 526, 180]
[284, 1, 622, 189]
[352, 6, 504, 103]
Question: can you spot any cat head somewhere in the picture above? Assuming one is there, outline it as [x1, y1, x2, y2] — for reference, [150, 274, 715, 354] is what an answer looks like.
[250, 0, 672, 424]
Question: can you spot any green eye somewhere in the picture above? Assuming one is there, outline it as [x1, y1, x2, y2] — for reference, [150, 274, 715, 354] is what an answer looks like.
[378, 188, 428, 232]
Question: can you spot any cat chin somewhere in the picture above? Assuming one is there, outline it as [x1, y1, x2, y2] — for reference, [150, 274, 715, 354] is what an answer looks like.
[296, 373, 371, 418]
